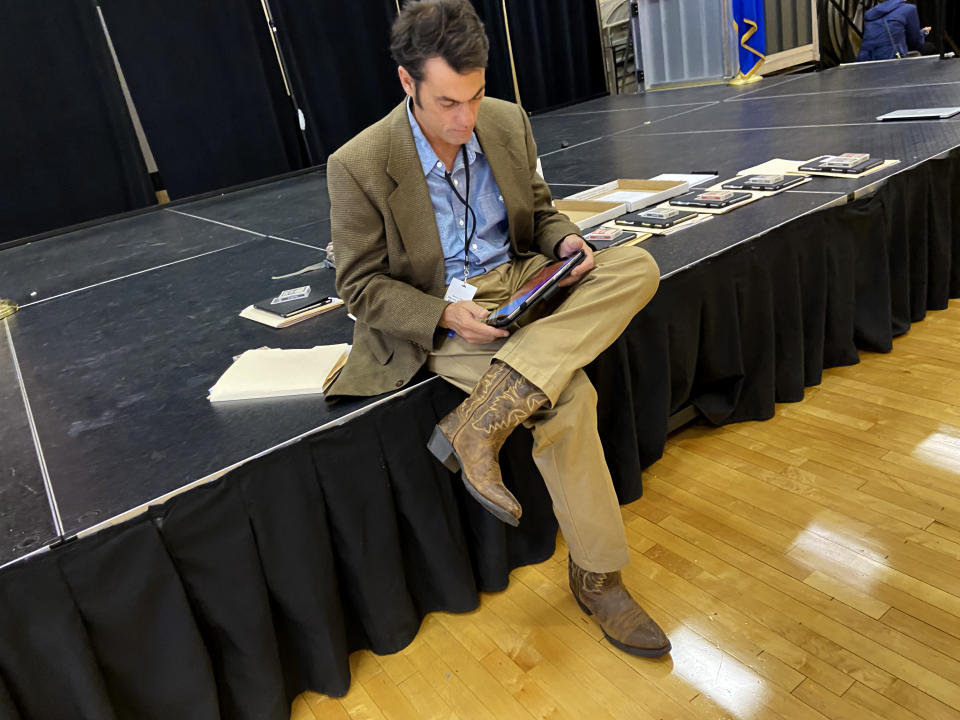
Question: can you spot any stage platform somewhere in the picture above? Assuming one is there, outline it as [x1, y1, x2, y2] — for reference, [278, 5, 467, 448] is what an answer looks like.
[2, 57, 960, 719]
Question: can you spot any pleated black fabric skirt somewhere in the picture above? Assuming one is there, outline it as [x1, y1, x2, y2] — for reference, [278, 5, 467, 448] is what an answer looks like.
[2, 154, 959, 720]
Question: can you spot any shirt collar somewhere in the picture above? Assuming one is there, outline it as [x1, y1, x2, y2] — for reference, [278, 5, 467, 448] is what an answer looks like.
[406, 97, 483, 177]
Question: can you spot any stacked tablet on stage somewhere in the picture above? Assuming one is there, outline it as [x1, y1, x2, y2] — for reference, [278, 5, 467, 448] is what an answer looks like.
[669, 189, 752, 209]
[721, 174, 807, 192]
[799, 153, 883, 175]
[615, 207, 699, 230]
[240, 285, 344, 328]
[582, 226, 638, 249]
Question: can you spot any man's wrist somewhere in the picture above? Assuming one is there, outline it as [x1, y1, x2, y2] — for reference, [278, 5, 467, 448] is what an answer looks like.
[554, 233, 595, 258]
[437, 301, 452, 329]
[554, 233, 584, 258]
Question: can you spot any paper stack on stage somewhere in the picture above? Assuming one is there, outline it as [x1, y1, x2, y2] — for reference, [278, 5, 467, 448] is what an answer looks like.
[208, 345, 350, 402]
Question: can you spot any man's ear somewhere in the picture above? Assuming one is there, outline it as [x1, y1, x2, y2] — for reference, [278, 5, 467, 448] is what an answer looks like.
[398, 66, 415, 99]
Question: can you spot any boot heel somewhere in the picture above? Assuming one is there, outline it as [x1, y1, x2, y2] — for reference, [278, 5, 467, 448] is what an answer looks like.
[427, 426, 461, 473]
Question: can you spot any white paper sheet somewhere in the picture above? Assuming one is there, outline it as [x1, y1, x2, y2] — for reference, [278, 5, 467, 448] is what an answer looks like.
[649, 173, 717, 187]
[208, 345, 350, 401]
[596, 190, 657, 203]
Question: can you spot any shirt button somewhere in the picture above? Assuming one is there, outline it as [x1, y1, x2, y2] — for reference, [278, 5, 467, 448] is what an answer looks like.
[436, 161, 442, 168]
[453, 179, 459, 186]
[498, 195, 503, 202]
[472, 243, 478, 250]
[459, 219, 464, 226]
[395, 380, 403, 388]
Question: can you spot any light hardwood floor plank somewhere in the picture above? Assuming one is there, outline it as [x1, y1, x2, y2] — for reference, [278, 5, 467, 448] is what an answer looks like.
[841, 681, 925, 720]
[291, 304, 960, 719]
[395, 672, 452, 720]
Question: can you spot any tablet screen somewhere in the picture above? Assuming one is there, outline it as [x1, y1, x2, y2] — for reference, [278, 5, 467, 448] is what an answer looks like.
[488, 278, 550, 323]
[485, 250, 585, 326]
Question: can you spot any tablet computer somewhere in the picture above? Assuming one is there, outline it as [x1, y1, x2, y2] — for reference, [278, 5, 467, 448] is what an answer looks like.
[669, 190, 752, 209]
[253, 286, 336, 318]
[485, 250, 586, 328]
[798, 155, 884, 174]
[615, 207, 699, 229]
[721, 174, 807, 192]
[582, 226, 638, 249]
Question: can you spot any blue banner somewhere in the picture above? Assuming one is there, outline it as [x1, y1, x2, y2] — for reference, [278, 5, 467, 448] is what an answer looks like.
[732, 0, 766, 79]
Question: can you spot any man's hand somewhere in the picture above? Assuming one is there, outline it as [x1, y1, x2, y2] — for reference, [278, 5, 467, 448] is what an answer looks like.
[556, 234, 595, 286]
[439, 301, 510, 343]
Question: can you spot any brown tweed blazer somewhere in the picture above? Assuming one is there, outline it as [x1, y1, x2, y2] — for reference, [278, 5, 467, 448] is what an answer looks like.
[325, 96, 580, 398]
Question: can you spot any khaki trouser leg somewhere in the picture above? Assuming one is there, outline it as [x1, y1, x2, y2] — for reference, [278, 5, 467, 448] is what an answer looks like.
[426, 246, 658, 572]
[525, 369, 629, 572]
[495, 245, 659, 405]
[427, 346, 629, 572]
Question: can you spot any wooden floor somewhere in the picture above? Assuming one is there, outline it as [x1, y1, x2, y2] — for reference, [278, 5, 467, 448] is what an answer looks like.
[292, 299, 960, 720]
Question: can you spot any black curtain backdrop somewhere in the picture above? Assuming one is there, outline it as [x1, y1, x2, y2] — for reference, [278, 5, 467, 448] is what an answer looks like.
[97, 0, 303, 200]
[504, 0, 608, 113]
[0, 0, 154, 246]
[469, 0, 518, 103]
[267, 0, 401, 162]
[2, 153, 959, 719]
[917, 0, 959, 51]
[0, 0, 610, 245]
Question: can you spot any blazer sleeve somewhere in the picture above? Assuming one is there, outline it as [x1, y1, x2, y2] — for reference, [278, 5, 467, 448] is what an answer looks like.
[519, 107, 581, 259]
[328, 154, 449, 350]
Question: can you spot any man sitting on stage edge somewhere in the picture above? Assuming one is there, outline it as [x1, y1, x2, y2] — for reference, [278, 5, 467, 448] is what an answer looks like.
[325, 0, 669, 658]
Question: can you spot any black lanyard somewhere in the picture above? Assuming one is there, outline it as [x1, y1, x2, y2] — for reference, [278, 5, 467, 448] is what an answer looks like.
[444, 145, 477, 282]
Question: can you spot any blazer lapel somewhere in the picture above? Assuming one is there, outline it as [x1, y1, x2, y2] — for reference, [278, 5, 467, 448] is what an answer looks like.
[386, 102, 446, 295]
[475, 105, 528, 255]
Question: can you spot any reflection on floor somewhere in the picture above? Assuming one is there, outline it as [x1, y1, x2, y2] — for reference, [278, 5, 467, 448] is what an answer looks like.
[293, 299, 960, 720]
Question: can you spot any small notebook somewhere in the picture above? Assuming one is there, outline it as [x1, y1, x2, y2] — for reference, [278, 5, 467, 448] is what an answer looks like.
[208, 345, 350, 402]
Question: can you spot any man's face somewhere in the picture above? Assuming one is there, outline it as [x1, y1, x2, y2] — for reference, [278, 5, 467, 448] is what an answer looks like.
[400, 57, 485, 149]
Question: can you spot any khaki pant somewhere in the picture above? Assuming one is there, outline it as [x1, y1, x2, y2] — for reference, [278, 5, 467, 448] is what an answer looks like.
[427, 245, 660, 573]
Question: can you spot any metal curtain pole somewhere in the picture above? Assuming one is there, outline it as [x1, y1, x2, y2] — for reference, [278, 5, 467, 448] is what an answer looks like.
[594, 0, 608, 93]
[260, 0, 315, 166]
[720, 0, 735, 80]
[93, 1, 169, 203]
[501, 0, 523, 105]
[628, 0, 645, 93]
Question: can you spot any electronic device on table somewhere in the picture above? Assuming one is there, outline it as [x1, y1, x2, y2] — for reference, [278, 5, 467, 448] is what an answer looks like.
[669, 189, 752, 209]
[253, 286, 336, 318]
[799, 153, 883, 174]
[615, 206, 700, 229]
[721, 174, 807, 192]
[582, 226, 638, 249]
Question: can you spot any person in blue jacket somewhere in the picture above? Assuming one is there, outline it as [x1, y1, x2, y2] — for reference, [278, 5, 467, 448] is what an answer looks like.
[857, 0, 930, 61]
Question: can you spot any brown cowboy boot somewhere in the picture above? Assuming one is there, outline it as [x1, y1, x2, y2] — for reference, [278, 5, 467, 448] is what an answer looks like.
[569, 555, 671, 657]
[427, 361, 547, 525]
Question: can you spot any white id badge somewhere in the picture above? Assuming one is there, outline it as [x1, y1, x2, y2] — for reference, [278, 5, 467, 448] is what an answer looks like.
[444, 278, 477, 303]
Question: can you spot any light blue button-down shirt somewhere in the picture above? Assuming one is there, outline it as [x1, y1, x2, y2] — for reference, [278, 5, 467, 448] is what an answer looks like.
[406, 100, 511, 286]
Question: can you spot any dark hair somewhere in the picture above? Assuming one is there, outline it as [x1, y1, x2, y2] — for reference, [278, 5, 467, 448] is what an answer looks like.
[390, 0, 490, 89]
